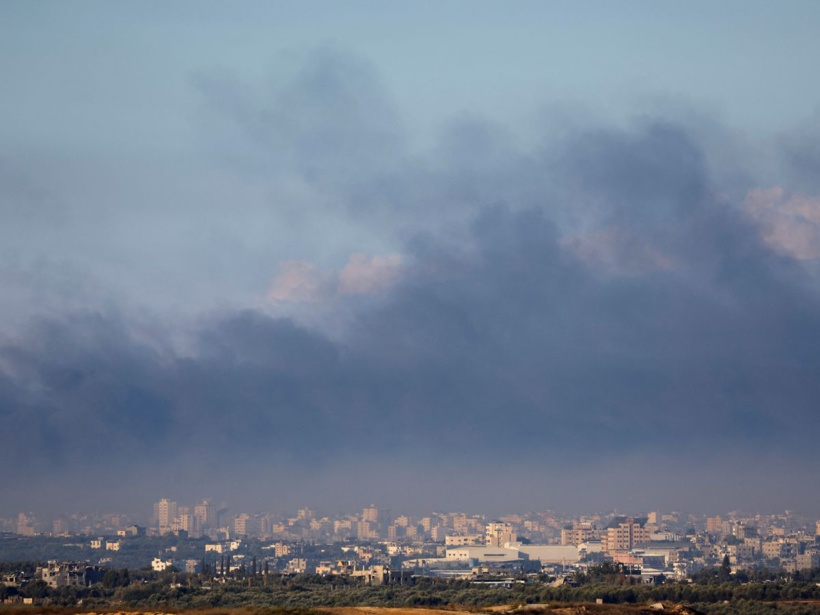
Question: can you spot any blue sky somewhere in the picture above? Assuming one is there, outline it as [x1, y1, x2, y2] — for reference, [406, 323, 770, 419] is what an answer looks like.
[2, 1, 820, 517]
[4, 1, 820, 151]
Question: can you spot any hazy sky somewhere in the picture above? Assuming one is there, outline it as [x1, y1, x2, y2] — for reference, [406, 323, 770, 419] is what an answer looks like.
[2, 1, 820, 518]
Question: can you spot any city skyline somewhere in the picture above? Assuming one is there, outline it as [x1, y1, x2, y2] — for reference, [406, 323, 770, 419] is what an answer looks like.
[2, 2, 820, 517]
[7, 499, 820, 582]
[6, 498, 819, 535]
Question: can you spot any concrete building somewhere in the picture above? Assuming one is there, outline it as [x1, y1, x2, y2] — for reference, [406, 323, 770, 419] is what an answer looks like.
[726, 543, 755, 563]
[285, 558, 309, 574]
[561, 522, 597, 546]
[446, 546, 522, 563]
[350, 564, 411, 585]
[16, 513, 37, 536]
[485, 521, 516, 547]
[445, 534, 484, 546]
[234, 513, 265, 537]
[797, 552, 820, 570]
[430, 525, 447, 542]
[516, 544, 582, 565]
[356, 520, 379, 541]
[152, 557, 174, 572]
[603, 518, 651, 553]
[362, 505, 380, 523]
[446, 543, 581, 566]
[154, 499, 177, 534]
[762, 539, 799, 560]
[39, 562, 103, 588]
[387, 525, 404, 541]
[194, 500, 217, 531]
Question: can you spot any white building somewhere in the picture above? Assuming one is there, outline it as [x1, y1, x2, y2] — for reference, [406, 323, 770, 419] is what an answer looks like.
[516, 544, 582, 564]
[446, 546, 522, 563]
[152, 558, 174, 572]
[446, 544, 582, 565]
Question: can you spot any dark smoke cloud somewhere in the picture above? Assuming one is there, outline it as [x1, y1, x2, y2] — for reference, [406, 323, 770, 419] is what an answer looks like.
[3, 50, 820, 516]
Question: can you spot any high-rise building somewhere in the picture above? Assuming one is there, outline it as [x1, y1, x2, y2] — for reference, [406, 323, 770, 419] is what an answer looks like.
[561, 522, 597, 546]
[298, 507, 315, 520]
[706, 516, 723, 535]
[356, 520, 379, 541]
[234, 514, 265, 537]
[603, 518, 650, 553]
[16, 512, 37, 536]
[154, 498, 177, 533]
[194, 500, 216, 530]
[485, 521, 516, 547]
[362, 505, 379, 523]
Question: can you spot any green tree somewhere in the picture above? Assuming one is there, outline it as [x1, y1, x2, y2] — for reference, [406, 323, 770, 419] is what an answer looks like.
[22, 579, 50, 599]
[719, 554, 732, 581]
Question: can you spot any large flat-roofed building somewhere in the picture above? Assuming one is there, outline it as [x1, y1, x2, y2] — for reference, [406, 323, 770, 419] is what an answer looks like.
[446, 534, 484, 546]
[446, 546, 522, 563]
[517, 544, 582, 564]
[446, 544, 581, 565]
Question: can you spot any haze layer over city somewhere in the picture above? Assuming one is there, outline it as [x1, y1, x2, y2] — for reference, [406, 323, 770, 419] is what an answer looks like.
[2, 1, 820, 518]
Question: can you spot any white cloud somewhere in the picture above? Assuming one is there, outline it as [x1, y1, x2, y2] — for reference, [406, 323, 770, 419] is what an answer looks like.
[266, 252, 403, 305]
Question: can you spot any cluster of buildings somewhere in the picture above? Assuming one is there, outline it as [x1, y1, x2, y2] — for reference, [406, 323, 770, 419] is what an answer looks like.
[3, 504, 820, 585]
[38, 561, 105, 588]
[1, 561, 105, 597]
[142, 501, 564, 544]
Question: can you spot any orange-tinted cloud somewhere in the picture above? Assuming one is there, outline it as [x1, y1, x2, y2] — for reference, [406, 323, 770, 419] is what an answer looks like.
[266, 260, 333, 303]
[339, 252, 403, 295]
[266, 253, 403, 304]
[743, 187, 820, 260]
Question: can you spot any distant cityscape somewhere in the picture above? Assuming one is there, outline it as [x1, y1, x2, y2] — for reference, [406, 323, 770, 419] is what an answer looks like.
[4, 501, 820, 584]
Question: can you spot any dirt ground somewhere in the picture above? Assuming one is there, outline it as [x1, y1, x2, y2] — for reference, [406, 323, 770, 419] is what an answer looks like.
[319, 605, 703, 615]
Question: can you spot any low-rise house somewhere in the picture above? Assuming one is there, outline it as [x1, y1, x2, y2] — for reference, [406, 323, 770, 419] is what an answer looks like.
[151, 558, 174, 572]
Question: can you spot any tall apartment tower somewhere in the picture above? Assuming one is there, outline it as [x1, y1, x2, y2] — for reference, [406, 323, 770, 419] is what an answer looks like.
[16, 512, 37, 536]
[603, 518, 651, 553]
[362, 505, 379, 523]
[154, 498, 178, 533]
[561, 522, 597, 546]
[194, 500, 217, 530]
